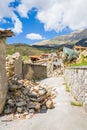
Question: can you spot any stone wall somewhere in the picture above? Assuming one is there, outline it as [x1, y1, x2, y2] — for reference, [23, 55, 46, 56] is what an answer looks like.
[6, 53, 54, 80]
[23, 63, 47, 80]
[0, 38, 8, 114]
[64, 66, 87, 102]
[47, 61, 53, 77]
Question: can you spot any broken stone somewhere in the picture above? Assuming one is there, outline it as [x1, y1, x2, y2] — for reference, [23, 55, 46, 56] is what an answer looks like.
[17, 107, 23, 113]
[41, 105, 47, 113]
[35, 102, 40, 110]
[38, 88, 47, 96]
[4, 107, 12, 114]
[16, 101, 26, 107]
[46, 100, 54, 109]
[14, 113, 20, 119]
[29, 109, 35, 113]
[23, 89, 29, 95]
[7, 99, 14, 107]
[23, 111, 29, 115]
[28, 93, 38, 98]
[14, 91, 21, 97]
[9, 85, 18, 91]
[26, 115, 31, 119]
[41, 105, 47, 110]
[28, 102, 36, 109]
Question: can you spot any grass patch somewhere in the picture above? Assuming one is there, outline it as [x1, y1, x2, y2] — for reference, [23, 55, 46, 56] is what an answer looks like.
[70, 101, 83, 107]
[6, 44, 44, 57]
[71, 54, 87, 67]
[63, 77, 70, 92]
[22, 55, 29, 61]
[71, 61, 87, 67]
[65, 83, 70, 92]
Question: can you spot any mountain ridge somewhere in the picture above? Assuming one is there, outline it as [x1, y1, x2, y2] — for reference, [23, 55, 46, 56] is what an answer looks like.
[35, 29, 87, 46]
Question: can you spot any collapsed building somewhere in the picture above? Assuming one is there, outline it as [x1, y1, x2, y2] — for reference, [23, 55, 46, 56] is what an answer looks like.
[29, 52, 63, 77]
[57, 47, 79, 67]
[5, 53, 56, 118]
[0, 29, 87, 119]
[73, 45, 87, 53]
[0, 30, 56, 118]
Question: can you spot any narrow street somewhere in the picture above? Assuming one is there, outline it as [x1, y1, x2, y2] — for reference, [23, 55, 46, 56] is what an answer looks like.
[0, 76, 87, 130]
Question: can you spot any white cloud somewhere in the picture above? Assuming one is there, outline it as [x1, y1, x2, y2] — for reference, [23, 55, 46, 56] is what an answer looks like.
[12, 17, 22, 33]
[17, 0, 87, 32]
[0, 0, 22, 34]
[26, 33, 45, 40]
[0, 28, 4, 30]
[1, 0, 87, 34]
[37, 3, 64, 32]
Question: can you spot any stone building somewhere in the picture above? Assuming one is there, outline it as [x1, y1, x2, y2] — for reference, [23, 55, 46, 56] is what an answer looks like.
[73, 45, 87, 53]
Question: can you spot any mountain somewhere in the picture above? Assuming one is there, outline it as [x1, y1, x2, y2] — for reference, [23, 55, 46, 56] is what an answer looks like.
[35, 29, 87, 46]
[75, 38, 87, 47]
[7, 29, 87, 58]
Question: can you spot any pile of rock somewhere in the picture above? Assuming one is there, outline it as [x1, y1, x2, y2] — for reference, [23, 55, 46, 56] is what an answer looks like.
[52, 69, 63, 77]
[3, 77, 56, 119]
[48, 68, 63, 77]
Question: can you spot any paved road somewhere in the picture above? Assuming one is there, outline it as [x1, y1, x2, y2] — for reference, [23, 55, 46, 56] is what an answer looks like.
[0, 76, 87, 130]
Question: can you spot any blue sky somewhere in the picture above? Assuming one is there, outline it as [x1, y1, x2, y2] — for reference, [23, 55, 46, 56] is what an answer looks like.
[0, 0, 87, 44]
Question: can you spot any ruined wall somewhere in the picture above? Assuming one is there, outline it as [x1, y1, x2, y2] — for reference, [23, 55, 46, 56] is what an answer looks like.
[23, 63, 47, 80]
[6, 53, 54, 80]
[0, 38, 8, 114]
[47, 61, 53, 77]
[6, 52, 23, 79]
[64, 66, 87, 103]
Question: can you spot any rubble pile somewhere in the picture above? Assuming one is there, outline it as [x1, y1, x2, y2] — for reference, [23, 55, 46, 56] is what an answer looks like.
[3, 77, 56, 119]
[51, 69, 63, 77]
[76, 50, 87, 63]
[48, 70, 60, 77]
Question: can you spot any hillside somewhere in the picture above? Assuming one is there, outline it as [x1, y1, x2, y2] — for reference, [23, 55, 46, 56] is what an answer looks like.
[6, 29, 87, 58]
[7, 37, 87, 59]
[6, 44, 44, 58]
[75, 38, 87, 46]
[35, 29, 87, 46]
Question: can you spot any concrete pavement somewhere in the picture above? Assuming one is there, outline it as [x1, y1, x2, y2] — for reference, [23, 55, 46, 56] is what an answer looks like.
[0, 76, 87, 130]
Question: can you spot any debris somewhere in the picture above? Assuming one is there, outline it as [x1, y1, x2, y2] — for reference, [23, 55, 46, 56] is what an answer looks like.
[76, 50, 87, 63]
[46, 100, 54, 109]
[3, 77, 56, 119]
[17, 107, 23, 113]
[41, 105, 47, 113]
[16, 101, 27, 107]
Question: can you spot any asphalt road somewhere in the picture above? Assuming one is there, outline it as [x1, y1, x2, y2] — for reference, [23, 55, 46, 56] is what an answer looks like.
[0, 76, 87, 130]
